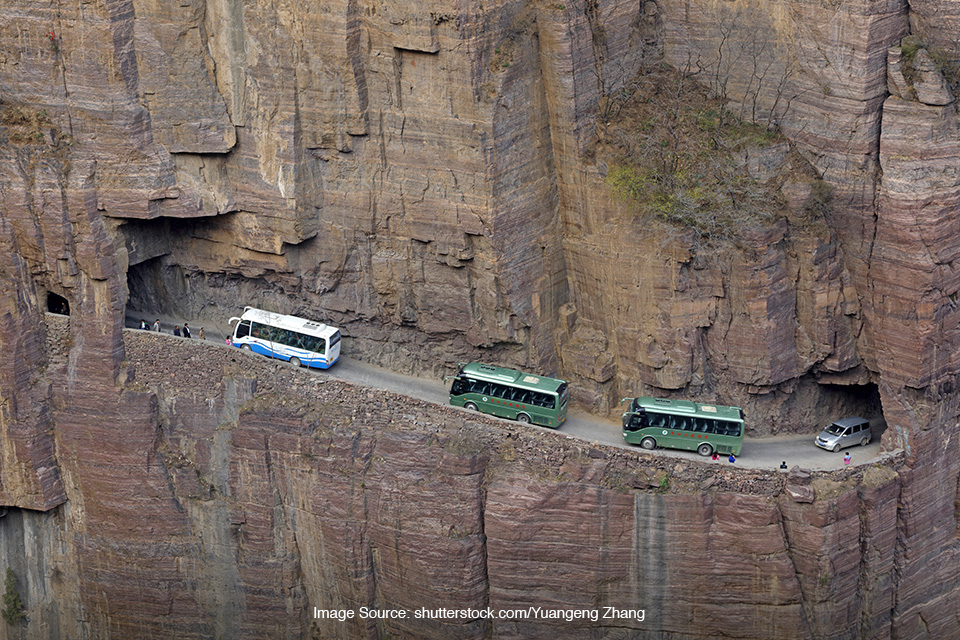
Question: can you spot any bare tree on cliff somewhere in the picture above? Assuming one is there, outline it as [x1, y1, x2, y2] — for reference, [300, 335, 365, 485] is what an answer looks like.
[594, 3, 662, 127]
[694, 2, 801, 131]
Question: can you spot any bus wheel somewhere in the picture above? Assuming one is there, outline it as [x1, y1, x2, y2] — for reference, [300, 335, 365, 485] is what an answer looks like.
[517, 413, 531, 424]
[697, 443, 713, 457]
[240, 344, 251, 351]
[465, 402, 479, 412]
[640, 437, 656, 450]
[860, 437, 870, 447]
[290, 357, 301, 367]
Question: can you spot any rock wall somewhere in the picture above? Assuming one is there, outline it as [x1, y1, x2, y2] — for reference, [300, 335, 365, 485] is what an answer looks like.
[0, 0, 908, 426]
[0, 319, 919, 639]
[3, 0, 960, 637]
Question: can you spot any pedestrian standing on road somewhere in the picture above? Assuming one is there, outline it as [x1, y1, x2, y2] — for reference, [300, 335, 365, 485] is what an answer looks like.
[780, 461, 788, 471]
[728, 453, 736, 464]
[174, 325, 181, 337]
[844, 452, 851, 465]
[199, 327, 205, 340]
[183, 323, 191, 339]
[154, 319, 161, 332]
[139, 319, 148, 330]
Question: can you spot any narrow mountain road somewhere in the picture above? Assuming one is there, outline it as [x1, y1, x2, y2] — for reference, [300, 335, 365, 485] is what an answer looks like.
[124, 311, 893, 472]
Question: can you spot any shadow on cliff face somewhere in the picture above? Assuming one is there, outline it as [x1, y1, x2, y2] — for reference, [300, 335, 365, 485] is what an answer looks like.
[745, 378, 887, 438]
[814, 382, 886, 436]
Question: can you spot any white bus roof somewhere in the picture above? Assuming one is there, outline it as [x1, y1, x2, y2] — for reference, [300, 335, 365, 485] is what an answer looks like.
[235, 307, 339, 339]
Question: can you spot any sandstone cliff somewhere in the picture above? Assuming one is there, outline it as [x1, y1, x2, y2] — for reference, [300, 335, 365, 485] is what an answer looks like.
[0, 0, 897, 429]
[3, 0, 960, 636]
[1, 319, 909, 639]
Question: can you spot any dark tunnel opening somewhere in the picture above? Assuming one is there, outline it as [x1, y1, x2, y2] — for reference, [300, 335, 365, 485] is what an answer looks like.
[46, 292, 70, 315]
[814, 381, 886, 437]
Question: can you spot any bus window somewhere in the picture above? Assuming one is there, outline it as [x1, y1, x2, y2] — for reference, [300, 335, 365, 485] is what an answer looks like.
[251, 322, 262, 338]
[237, 321, 251, 339]
[451, 378, 467, 396]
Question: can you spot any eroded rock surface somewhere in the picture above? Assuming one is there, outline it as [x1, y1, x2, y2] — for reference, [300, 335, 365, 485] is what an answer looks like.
[3, 0, 960, 636]
[0, 320, 916, 639]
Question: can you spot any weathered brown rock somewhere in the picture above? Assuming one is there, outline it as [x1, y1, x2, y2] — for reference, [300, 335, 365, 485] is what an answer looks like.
[4, 0, 960, 637]
[0, 324, 924, 638]
[0, 226, 65, 511]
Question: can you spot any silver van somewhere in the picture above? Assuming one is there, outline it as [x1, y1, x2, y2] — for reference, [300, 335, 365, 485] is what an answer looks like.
[815, 417, 871, 452]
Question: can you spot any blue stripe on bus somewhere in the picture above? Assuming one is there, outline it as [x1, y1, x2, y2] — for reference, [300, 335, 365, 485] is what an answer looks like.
[233, 339, 338, 369]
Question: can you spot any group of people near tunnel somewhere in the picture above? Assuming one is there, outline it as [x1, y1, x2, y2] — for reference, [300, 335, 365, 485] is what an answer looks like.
[138, 318, 205, 340]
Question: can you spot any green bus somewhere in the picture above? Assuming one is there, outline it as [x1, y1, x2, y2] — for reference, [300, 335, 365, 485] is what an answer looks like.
[621, 396, 744, 456]
[448, 362, 569, 428]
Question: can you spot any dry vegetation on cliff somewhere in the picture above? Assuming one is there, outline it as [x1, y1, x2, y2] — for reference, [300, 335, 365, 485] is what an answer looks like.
[602, 65, 791, 240]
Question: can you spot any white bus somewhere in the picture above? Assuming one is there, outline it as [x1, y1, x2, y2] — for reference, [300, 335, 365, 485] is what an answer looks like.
[228, 307, 341, 369]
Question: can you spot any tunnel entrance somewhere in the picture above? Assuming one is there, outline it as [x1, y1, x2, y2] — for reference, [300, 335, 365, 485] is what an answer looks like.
[757, 377, 886, 437]
[46, 292, 70, 315]
[814, 381, 886, 436]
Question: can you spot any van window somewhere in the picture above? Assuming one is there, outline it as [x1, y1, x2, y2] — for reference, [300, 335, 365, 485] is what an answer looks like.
[825, 423, 846, 436]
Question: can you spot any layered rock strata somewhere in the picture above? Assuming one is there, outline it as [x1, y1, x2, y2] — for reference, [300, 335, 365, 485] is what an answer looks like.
[0, 0, 912, 432]
[0, 319, 915, 640]
[2, 0, 960, 637]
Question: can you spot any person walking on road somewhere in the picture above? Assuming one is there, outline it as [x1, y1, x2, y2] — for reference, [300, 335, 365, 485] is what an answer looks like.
[154, 319, 161, 332]
[183, 323, 191, 339]
[199, 327, 205, 340]
[174, 325, 181, 337]
[139, 319, 148, 330]
[844, 452, 851, 465]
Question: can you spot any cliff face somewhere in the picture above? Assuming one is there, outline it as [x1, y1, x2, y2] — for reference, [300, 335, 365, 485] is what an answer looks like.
[2, 320, 909, 639]
[0, 0, 899, 425]
[3, 0, 960, 637]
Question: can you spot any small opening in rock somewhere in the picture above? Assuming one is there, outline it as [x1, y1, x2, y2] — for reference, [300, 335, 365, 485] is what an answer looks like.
[46, 292, 70, 315]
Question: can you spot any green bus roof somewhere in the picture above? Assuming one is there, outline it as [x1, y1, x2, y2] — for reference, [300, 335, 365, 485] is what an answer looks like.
[458, 362, 566, 394]
[629, 396, 743, 422]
